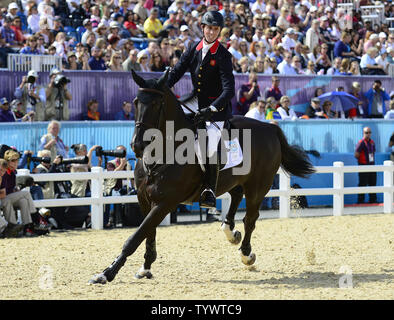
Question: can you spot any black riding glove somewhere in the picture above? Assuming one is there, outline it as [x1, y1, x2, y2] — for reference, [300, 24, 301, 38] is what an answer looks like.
[194, 106, 217, 125]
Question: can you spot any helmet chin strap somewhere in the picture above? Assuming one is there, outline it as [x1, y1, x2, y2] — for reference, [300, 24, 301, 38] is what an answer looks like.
[202, 25, 221, 44]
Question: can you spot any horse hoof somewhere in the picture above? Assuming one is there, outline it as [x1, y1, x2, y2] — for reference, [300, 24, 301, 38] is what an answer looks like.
[135, 266, 153, 279]
[88, 273, 107, 284]
[240, 251, 256, 266]
[230, 230, 242, 245]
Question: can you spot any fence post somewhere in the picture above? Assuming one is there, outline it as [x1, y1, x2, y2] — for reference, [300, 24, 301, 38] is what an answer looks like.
[333, 161, 344, 216]
[279, 170, 290, 218]
[383, 160, 393, 214]
[90, 166, 104, 230]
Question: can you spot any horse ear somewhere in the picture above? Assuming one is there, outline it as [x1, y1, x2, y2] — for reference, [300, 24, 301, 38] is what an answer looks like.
[131, 69, 146, 88]
[157, 68, 170, 88]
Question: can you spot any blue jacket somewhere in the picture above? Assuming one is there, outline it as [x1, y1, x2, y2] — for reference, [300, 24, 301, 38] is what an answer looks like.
[114, 110, 134, 121]
[364, 88, 390, 116]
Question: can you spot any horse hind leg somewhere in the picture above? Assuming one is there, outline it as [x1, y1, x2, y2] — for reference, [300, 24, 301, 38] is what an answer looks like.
[239, 193, 264, 266]
[221, 185, 243, 245]
[135, 229, 157, 279]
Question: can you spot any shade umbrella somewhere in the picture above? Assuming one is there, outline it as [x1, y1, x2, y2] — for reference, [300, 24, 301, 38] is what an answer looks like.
[317, 91, 359, 112]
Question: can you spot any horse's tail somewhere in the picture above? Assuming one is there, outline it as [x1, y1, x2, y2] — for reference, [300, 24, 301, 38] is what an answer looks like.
[275, 125, 315, 178]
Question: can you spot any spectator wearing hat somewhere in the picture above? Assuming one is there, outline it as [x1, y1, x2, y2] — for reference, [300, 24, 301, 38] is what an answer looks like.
[122, 49, 141, 72]
[318, 16, 335, 53]
[179, 24, 192, 48]
[95, 22, 108, 41]
[0, 98, 16, 122]
[20, 35, 40, 54]
[81, 18, 96, 45]
[305, 97, 325, 119]
[88, 46, 107, 70]
[6, 2, 19, 20]
[14, 70, 46, 121]
[143, 7, 163, 39]
[64, 51, 84, 70]
[282, 28, 298, 53]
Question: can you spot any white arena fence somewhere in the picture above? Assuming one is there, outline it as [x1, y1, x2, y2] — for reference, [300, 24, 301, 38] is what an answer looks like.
[17, 161, 394, 230]
[7, 54, 62, 72]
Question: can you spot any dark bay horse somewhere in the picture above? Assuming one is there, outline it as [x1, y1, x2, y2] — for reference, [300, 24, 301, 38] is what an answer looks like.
[89, 70, 315, 284]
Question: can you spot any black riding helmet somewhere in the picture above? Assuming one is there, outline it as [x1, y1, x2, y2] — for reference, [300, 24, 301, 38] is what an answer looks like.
[201, 11, 224, 28]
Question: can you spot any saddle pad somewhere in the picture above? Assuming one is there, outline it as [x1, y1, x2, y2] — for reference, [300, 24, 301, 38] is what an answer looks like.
[194, 137, 243, 172]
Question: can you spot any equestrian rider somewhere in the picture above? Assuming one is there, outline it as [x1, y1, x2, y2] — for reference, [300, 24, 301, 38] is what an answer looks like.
[167, 11, 235, 208]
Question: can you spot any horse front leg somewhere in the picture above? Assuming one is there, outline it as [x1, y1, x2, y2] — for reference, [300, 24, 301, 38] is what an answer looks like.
[221, 185, 243, 245]
[89, 204, 169, 284]
[135, 229, 157, 279]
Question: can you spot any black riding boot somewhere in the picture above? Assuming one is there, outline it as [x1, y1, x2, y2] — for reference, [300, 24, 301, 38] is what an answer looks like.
[199, 162, 219, 208]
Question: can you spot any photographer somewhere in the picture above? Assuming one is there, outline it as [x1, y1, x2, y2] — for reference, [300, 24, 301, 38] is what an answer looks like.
[33, 150, 56, 200]
[45, 74, 72, 121]
[69, 144, 100, 197]
[14, 70, 46, 121]
[100, 145, 131, 228]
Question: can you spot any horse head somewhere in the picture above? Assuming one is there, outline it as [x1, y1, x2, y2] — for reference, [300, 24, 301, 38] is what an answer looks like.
[130, 69, 169, 158]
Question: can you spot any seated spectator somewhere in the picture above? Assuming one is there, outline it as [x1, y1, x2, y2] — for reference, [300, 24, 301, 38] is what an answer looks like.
[0, 17, 19, 49]
[115, 101, 135, 121]
[10, 16, 25, 45]
[375, 49, 390, 75]
[334, 32, 357, 60]
[282, 28, 298, 53]
[20, 35, 40, 54]
[250, 57, 265, 74]
[291, 55, 304, 74]
[150, 52, 166, 72]
[364, 80, 391, 118]
[349, 30, 364, 58]
[0, 98, 16, 122]
[384, 100, 394, 120]
[305, 97, 325, 119]
[277, 96, 297, 120]
[305, 61, 316, 75]
[143, 7, 163, 39]
[265, 96, 279, 120]
[236, 56, 250, 74]
[277, 52, 297, 75]
[315, 43, 332, 74]
[349, 60, 361, 76]
[39, 120, 69, 160]
[88, 46, 107, 70]
[81, 99, 100, 121]
[387, 47, 394, 64]
[363, 33, 379, 54]
[50, 16, 64, 39]
[322, 101, 335, 119]
[96, 23, 108, 41]
[122, 49, 141, 72]
[233, 72, 261, 116]
[360, 47, 386, 75]
[52, 32, 70, 59]
[338, 58, 352, 75]
[107, 50, 124, 71]
[37, 20, 54, 47]
[123, 10, 140, 37]
[276, 7, 290, 31]
[269, 45, 284, 65]
[81, 19, 95, 45]
[64, 51, 89, 70]
[0, 149, 47, 237]
[107, 34, 120, 55]
[137, 51, 151, 72]
[245, 97, 266, 122]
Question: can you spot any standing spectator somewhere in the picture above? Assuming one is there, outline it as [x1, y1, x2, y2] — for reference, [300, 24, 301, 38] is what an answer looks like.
[45, 74, 72, 121]
[107, 50, 124, 71]
[14, 70, 46, 121]
[81, 99, 100, 120]
[143, 7, 163, 39]
[277, 96, 297, 120]
[265, 76, 282, 101]
[245, 97, 266, 122]
[364, 80, 391, 118]
[114, 101, 135, 121]
[233, 72, 261, 116]
[88, 46, 107, 70]
[39, 120, 69, 160]
[122, 49, 141, 72]
[348, 82, 365, 119]
[354, 127, 377, 204]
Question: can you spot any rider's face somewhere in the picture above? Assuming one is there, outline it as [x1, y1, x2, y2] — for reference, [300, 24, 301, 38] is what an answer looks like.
[203, 25, 221, 43]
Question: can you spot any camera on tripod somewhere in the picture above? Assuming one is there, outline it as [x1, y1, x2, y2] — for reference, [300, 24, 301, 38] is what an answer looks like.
[95, 146, 126, 158]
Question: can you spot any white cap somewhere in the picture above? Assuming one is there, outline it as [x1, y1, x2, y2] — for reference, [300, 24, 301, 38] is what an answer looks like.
[320, 16, 328, 22]
[27, 70, 38, 78]
[8, 2, 18, 10]
[370, 34, 378, 40]
[191, 10, 199, 18]
[379, 32, 387, 38]
[286, 28, 296, 35]
[180, 25, 189, 32]
[309, 6, 318, 12]
[324, 7, 333, 13]
[387, 47, 394, 53]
